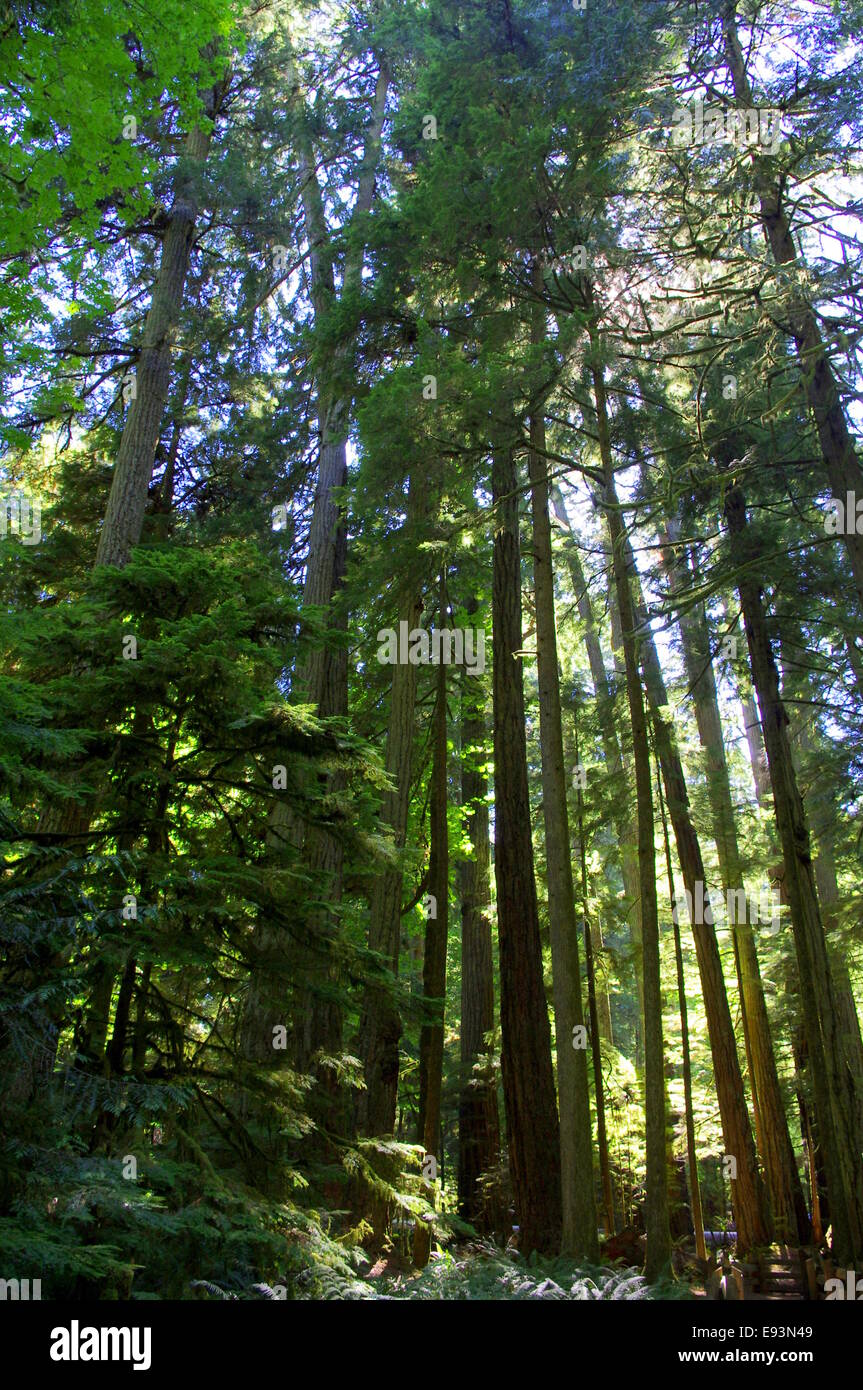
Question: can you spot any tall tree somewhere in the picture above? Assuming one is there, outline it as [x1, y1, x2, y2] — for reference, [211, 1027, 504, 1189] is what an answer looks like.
[492, 430, 562, 1256]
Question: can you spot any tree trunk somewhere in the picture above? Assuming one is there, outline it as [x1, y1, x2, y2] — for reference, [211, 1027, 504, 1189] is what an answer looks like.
[724, 479, 863, 1263]
[657, 763, 707, 1261]
[282, 49, 390, 1072]
[550, 486, 643, 1047]
[457, 627, 500, 1231]
[414, 596, 450, 1268]
[778, 640, 863, 1166]
[95, 95, 223, 568]
[573, 712, 615, 1237]
[527, 309, 598, 1259]
[589, 346, 670, 1281]
[659, 522, 808, 1243]
[623, 529, 772, 1252]
[491, 432, 562, 1256]
[356, 589, 423, 1137]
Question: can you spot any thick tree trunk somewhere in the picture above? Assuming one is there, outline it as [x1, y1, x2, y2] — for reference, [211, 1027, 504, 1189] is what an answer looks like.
[589, 348, 670, 1281]
[491, 434, 562, 1256]
[724, 480, 863, 1263]
[528, 324, 598, 1259]
[96, 103, 221, 568]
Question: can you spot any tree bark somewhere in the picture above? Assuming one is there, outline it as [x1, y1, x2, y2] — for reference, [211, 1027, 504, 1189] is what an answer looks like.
[657, 763, 707, 1261]
[356, 588, 423, 1137]
[96, 85, 224, 569]
[414, 592, 450, 1267]
[724, 478, 863, 1263]
[623, 529, 772, 1252]
[573, 712, 615, 1237]
[659, 521, 808, 1243]
[551, 484, 643, 1043]
[589, 343, 670, 1281]
[457, 621, 500, 1230]
[528, 292, 598, 1258]
[491, 432, 562, 1256]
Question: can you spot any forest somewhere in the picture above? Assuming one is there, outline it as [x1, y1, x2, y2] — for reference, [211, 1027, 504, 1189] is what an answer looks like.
[1, 0, 862, 1309]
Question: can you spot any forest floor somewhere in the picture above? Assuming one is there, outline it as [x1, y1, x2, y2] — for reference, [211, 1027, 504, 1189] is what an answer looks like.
[355, 1243, 690, 1300]
[351, 1241, 817, 1301]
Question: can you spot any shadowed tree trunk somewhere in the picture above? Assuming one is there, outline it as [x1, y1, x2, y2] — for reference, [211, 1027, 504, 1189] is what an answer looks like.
[527, 297, 597, 1258]
[778, 635, 863, 1169]
[414, 587, 449, 1267]
[491, 431, 562, 1256]
[254, 45, 390, 1089]
[356, 580, 424, 1137]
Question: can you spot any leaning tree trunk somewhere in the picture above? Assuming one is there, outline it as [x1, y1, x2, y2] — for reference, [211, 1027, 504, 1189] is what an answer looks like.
[659, 521, 808, 1243]
[589, 343, 670, 1281]
[724, 478, 863, 1264]
[657, 765, 707, 1262]
[95, 82, 225, 568]
[2, 81, 227, 1112]
[491, 431, 562, 1256]
[622, 530, 772, 1253]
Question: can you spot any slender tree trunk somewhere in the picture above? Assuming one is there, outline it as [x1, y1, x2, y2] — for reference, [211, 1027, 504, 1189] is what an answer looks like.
[414, 593, 450, 1267]
[282, 50, 390, 1071]
[778, 641, 863, 1162]
[657, 763, 707, 1262]
[491, 432, 562, 1256]
[724, 479, 863, 1263]
[457, 627, 500, 1230]
[659, 522, 808, 1243]
[527, 310, 598, 1259]
[588, 342, 670, 1281]
[573, 713, 615, 1237]
[551, 486, 643, 1047]
[356, 590, 423, 1137]
[622, 528, 772, 1252]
